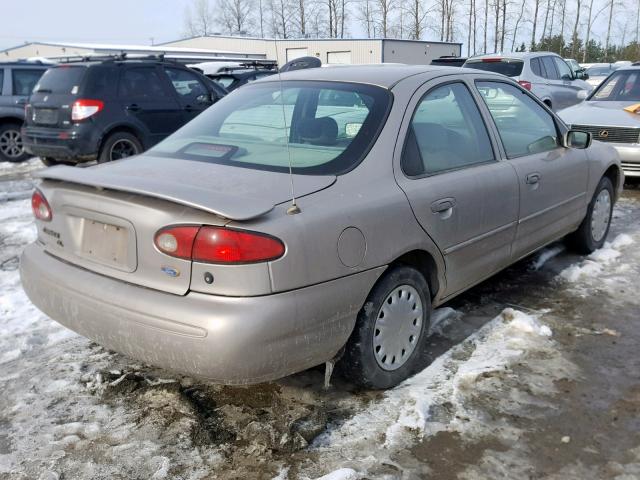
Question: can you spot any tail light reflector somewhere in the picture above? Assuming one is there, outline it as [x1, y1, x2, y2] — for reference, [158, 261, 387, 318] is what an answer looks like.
[31, 189, 52, 221]
[154, 226, 285, 264]
[518, 80, 532, 91]
[71, 99, 104, 121]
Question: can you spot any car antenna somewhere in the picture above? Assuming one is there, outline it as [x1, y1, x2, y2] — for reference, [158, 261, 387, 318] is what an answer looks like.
[273, 41, 301, 215]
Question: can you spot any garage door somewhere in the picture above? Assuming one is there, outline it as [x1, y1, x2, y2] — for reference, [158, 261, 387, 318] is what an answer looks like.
[286, 48, 308, 62]
[327, 51, 352, 64]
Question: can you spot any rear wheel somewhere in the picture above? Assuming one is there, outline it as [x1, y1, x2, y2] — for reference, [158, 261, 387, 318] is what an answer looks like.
[338, 265, 431, 389]
[40, 157, 72, 167]
[0, 123, 29, 162]
[98, 132, 142, 163]
[567, 176, 614, 254]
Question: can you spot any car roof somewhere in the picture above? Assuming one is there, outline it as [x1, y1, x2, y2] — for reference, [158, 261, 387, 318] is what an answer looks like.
[260, 64, 491, 89]
[611, 65, 640, 72]
[467, 51, 559, 61]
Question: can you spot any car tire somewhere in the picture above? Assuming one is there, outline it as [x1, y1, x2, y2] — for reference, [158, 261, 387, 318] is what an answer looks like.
[40, 157, 70, 167]
[0, 123, 29, 163]
[338, 265, 431, 389]
[98, 132, 142, 163]
[567, 176, 614, 254]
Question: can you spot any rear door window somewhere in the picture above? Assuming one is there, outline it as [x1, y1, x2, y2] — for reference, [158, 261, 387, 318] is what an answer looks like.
[541, 57, 559, 79]
[402, 82, 495, 176]
[83, 66, 118, 98]
[12, 69, 46, 96]
[119, 67, 167, 100]
[34, 66, 85, 94]
[530, 58, 544, 77]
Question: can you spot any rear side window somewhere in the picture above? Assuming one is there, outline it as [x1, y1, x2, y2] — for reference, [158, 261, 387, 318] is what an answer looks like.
[464, 59, 524, 77]
[34, 66, 85, 94]
[541, 57, 559, 79]
[83, 66, 118, 98]
[402, 82, 495, 176]
[530, 58, 544, 77]
[12, 69, 45, 96]
[118, 67, 166, 99]
[476, 81, 559, 158]
[0, 69, 4, 95]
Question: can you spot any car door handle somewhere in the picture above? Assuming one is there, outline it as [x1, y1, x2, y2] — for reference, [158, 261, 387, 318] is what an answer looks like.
[15, 98, 27, 106]
[431, 197, 456, 213]
[126, 104, 141, 112]
[526, 173, 541, 185]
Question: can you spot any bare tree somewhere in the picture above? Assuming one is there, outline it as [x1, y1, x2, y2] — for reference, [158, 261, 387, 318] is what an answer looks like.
[583, 0, 608, 61]
[408, 0, 431, 39]
[510, 0, 526, 51]
[377, 0, 395, 37]
[500, 0, 506, 50]
[530, 0, 540, 49]
[183, 0, 217, 36]
[268, 0, 294, 38]
[570, 0, 582, 58]
[358, 0, 376, 36]
[484, 0, 488, 52]
[218, 0, 256, 34]
[604, 0, 614, 60]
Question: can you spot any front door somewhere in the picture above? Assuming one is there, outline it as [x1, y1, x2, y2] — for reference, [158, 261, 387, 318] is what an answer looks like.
[163, 67, 213, 123]
[475, 80, 589, 259]
[395, 81, 519, 297]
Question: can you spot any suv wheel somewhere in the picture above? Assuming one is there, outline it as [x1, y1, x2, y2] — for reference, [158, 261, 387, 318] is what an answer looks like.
[338, 265, 431, 389]
[0, 123, 29, 162]
[567, 176, 614, 254]
[99, 132, 142, 163]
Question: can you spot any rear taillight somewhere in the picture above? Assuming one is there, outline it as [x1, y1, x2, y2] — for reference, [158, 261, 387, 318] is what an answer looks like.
[518, 80, 532, 91]
[31, 189, 52, 221]
[154, 226, 285, 264]
[71, 99, 104, 121]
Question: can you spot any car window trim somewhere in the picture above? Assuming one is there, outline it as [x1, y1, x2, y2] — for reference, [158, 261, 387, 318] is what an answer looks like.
[401, 79, 498, 180]
[472, 78, 565, 160]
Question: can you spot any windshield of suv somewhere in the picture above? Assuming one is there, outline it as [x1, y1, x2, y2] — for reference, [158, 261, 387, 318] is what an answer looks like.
[590, 70, 640, 101]
[34, 66, 86, 94]
[149, 80, 391, 175]
[464, 58, 524, 77]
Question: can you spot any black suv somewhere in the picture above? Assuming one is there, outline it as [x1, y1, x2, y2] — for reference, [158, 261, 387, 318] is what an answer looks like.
[0, 61, 49, 162]
[23, 56, 226, 166]
[207, 61, 277, 92]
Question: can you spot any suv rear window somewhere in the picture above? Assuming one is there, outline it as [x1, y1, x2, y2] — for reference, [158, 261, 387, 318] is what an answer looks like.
[464, 59, 524, 77]
[34, 66, 86, 94]
[150, 80, 391, 175]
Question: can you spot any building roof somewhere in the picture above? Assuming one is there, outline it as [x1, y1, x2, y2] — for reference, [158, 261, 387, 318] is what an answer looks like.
[159, 35, 462, 47]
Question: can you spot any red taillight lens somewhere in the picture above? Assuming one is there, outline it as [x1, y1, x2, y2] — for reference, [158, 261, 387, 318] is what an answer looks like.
[154, 226, 199, 259]
[154, 226, 285, 264]
[71, 99, 104, 121]
[518, 80, 532, 91]
[31, 190, 52, 221]
[482, 58, 503, 62]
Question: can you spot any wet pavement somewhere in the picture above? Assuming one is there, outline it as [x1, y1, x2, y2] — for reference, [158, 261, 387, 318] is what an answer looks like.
[0, 159, 638, 479]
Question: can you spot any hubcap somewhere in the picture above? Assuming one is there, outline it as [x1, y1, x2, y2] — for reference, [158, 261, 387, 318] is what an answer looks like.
[109, 139, 138, 161]
[0, 129, 24, 159]
[373, 285, 423, 371]
[591, 189, 611, 243]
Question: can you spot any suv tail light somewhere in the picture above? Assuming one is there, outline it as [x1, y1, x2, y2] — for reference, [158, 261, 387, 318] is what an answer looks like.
[518, 80, 532, 91]
[31, 189, 52, 221]
[154, 226, 285, 264]
[71, 99, 104, 121]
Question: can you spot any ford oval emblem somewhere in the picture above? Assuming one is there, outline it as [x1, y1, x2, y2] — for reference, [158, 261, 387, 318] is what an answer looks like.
[161, 266, 180, 278]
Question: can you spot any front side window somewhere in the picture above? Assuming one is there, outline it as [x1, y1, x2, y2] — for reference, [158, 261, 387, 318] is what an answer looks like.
[165, 67, 208, 102]
[554, 57, 573, 79]
[149, 80, 391, 175]
[118, 68, 166, 100]
[12, 69, 45, 96]
[591, 70, 640, 101]
[402, 82, 495, 176]
[476, 81, 560, 158]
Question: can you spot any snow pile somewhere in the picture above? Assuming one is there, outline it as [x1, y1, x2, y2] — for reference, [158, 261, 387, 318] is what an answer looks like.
[306, 308, 571, 478]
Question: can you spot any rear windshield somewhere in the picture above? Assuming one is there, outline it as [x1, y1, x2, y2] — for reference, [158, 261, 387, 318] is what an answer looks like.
[34, 66, 86, 94]
[149, 80, 391, 175]
[590, 70, 640, 101]
[464, 59, 524, 77]
[586, 66, 615, 76]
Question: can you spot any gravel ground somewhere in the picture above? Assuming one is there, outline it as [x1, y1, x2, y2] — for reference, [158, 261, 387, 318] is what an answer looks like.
[0, 159, 639, 480]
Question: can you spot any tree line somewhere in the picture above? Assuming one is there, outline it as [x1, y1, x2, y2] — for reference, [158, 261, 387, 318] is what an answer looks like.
[184, 0, 640, 61]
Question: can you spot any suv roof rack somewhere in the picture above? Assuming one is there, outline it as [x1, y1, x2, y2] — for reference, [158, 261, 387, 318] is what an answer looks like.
[56, 53, 186, 65]
[218, 59, 278, 73]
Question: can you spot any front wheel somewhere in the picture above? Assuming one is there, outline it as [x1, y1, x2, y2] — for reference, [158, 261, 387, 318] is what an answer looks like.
[567, 176, 614, 254]
[338, 265, 431, 389]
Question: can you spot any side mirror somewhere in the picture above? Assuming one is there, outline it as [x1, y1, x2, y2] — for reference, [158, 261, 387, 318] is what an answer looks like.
[566, 130, 592, 149]
[196, 93, 213, 105]
[577, 90, 589, 100]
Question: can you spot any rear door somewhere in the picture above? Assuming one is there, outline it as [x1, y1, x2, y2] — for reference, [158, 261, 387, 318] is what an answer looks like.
[118, 66, 183, 145]
[163, 66, 213, 123]
[475, 80, 588, 259]
[394, 79, 519, 297]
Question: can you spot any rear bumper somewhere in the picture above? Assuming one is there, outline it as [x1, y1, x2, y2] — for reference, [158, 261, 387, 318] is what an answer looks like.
[610, 143, 640, 177]
[22, 125, 99, 161]
[20, 243, 384, 384]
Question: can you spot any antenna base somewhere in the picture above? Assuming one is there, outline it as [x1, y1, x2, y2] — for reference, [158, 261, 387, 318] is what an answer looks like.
[287, 204, 301, 215]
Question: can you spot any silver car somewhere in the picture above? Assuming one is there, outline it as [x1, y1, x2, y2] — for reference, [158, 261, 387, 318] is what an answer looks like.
[584, 63, 619, 88]
[20, 65, 623, 389]
[559, 66, 640, 178]
[463, 52, 592, 110]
